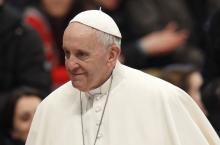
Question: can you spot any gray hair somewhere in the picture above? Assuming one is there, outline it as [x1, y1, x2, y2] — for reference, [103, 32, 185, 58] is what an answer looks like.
[95, 29, 121, 49]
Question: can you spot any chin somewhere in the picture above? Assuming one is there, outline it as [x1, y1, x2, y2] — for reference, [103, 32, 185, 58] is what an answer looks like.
[71, 81, 87, 91]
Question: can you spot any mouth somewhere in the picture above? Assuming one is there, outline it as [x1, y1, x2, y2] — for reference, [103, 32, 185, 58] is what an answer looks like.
[72, 72, 85, 76]
[69, 72, 85, 80]
[67, 68, 84, 76]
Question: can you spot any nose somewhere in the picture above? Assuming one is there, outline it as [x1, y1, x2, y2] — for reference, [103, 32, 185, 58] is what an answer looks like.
[65, 57, 80, 73]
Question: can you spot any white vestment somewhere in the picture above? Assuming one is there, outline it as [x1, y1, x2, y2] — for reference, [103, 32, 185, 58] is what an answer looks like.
[26, 62, 220, 145]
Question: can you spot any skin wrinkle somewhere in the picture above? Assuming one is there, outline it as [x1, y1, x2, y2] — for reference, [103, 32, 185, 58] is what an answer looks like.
[63, 22, 120, 91]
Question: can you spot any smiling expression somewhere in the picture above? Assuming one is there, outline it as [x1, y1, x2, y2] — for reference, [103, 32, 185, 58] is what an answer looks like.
[63, 23, 117, 91]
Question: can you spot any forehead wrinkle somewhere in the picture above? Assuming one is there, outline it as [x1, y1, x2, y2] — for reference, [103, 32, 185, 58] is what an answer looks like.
[67, 23, 97, 41]
[64, 22, 106, 54]
[68, 22, 95, 35]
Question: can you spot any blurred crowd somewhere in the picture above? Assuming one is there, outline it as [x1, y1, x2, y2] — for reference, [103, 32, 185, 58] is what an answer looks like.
[1, 0, 220, 144]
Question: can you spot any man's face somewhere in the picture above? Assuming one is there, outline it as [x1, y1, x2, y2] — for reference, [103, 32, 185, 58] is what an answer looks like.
[63, 23, 113, 91]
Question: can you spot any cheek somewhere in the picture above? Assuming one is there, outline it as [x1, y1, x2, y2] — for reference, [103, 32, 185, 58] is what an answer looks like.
[14, 119, 31, 133]
[13, 119, 31, 141]
[65, 60, 71, 70]
[86, 73, 95, 83]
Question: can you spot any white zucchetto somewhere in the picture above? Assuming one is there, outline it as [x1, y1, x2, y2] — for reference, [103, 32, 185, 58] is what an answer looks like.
[70, 10, 122, 38]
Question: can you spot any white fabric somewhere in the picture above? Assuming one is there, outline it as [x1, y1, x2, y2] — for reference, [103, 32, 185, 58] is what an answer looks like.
[70, 10, 122, 38]
[81, 75, 112, 145]
[26, 62, 220, 145]
[83, 75, 111, 112]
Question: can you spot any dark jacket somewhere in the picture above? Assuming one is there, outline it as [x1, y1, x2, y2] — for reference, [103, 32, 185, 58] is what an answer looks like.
[0, 133, 24, 145]
[120, 0, 193, 69]
[121, 0, 211, 69]
[204, 9, 220, 83]
[0, 5, 51, 103]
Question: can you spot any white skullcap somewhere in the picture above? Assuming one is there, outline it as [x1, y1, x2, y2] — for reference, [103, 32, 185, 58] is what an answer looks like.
[70, 10, 122, 38]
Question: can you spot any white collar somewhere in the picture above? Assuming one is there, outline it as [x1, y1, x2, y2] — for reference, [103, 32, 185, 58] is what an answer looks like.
[85, 75, 112, 99]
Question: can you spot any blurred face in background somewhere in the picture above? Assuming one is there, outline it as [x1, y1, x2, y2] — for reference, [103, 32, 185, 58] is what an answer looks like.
[0, 0, 3, 6]
[97, 0, 121, 10]
[188, 71, 203, 99]
[12, 96, 41, 141]
[187, 71, 207, 115]
[42, 0, 74, 18]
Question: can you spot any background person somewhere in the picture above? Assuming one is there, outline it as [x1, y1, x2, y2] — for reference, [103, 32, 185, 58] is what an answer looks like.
[0, 87, 43, 145]
[0, 0, 51, 118]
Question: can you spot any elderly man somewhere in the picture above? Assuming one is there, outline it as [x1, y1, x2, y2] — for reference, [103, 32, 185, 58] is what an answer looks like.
[26, 10, 220, 145]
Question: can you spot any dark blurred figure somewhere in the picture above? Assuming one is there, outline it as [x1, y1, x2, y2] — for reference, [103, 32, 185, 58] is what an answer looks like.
[119, 0, 190, 69]
[4, 0, 36, 12]
[23, 0, 82, 88]
[0, 86, 42, 145]
[161, 64, 207, 115]
[204, 9, 220, 84]
[174, 45, 205, 69]
[121, 0, 220, 70]
[0, 1, 51, 113]
[202, 79, 220, 136]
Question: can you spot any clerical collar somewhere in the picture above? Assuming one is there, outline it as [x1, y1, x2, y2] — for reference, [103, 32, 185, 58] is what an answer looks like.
[85, 74, 112, 99]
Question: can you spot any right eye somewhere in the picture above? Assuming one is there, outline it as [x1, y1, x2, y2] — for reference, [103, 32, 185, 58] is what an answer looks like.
[64, 50, 70, 59]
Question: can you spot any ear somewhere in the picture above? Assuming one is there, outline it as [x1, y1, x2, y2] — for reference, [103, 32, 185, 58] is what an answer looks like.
[107, 44, 121, 64]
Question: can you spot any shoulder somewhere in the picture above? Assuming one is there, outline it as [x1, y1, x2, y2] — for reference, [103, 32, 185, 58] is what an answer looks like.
[38, 81, 78, 110]
[121, 64, 174, 88]
[120, 64, 190, 100]
[29, 81, 80, 134]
